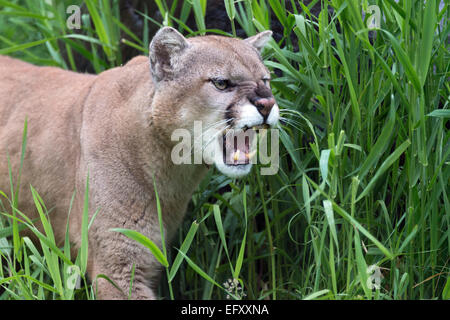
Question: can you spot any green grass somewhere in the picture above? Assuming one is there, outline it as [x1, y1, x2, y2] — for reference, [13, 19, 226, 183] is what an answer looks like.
[0, 0, 449, 300]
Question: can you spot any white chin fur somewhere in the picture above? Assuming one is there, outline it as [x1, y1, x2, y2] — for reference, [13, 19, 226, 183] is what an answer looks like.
[266, 104, 280, 126]
[235, 103, 264, 129]
[215, 161, 252, 178]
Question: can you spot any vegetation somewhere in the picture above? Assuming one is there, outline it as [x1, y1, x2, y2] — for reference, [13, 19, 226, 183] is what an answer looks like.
[0, 0, 449, 300]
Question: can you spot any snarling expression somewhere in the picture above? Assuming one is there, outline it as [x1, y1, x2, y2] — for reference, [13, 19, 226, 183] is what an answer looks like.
[150, 28, 279, 177]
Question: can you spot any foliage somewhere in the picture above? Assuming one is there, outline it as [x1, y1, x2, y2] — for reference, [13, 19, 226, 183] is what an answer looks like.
[0, 0, 449, 300]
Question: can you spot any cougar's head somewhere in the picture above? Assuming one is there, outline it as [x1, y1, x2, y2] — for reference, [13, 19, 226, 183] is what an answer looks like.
[149, 27, 279, 178]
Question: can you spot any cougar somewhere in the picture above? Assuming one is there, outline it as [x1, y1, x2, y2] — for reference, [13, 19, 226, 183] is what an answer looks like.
[0, 27, 279, 299]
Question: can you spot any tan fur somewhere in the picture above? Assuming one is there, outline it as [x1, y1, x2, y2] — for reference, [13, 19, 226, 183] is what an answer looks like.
[0, 28, 277, 299]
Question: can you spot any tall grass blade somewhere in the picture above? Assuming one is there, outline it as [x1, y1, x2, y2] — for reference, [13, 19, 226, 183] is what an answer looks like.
[110, 228, 168, 268]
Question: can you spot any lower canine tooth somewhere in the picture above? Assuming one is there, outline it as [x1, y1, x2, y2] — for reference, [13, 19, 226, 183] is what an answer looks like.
[245, 150, 257, 159]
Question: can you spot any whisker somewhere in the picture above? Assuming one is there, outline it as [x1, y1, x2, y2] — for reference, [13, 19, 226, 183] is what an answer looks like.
[201, 118, 233, 133]
[279, 112, 306, 125]
[202, 124, 231, 153]
[279, 110, 304, 118]
[280, 119, 303, 126]
[279, 117, 304, 133]
[189, 119, 234, 155]
[279, 116, 304, 127]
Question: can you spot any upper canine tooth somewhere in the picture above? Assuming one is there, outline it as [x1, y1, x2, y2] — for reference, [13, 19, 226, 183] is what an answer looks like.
[252, 124, 270, 130]
[233, 149, 240, 161]
[245, 150, 257, 159]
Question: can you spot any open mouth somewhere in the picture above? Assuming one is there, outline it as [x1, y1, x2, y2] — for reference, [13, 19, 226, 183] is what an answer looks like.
[220, 124, 269, 166]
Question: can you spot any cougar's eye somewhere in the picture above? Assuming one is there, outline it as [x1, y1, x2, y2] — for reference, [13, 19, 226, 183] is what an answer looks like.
[262, 77, 271, 86]
[211, 78, 229, 90]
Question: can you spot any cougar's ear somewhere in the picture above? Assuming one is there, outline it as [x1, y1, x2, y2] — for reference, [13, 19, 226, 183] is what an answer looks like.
[244, 30, 273, 53]
[149, 27, 189, 82]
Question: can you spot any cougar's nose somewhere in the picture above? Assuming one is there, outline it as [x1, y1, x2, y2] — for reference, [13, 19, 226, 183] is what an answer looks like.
[253, 97, 276, 121]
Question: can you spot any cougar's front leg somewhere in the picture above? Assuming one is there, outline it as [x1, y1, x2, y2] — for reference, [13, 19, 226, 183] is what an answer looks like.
[88, 228, 163, 300]
[85, 200, 164, 300]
